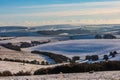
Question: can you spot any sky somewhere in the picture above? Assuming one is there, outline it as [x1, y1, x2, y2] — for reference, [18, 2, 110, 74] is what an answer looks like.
[0, 0, 120, 26]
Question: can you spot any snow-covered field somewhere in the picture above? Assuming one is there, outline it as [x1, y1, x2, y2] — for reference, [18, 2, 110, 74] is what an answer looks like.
[0, 46, 45, 62]
[0, 44, 67, 73]
[1, 37, 120, 79]
[0, 71, 120, 80]
[0, 61, 68, 74]
[0, 36, 70, 44]
[23, 39, 120, 59]
[0, 61, 45, 74]
[0, 37, 54, 44]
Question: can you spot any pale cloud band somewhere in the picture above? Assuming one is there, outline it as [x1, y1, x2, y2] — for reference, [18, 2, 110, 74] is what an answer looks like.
[0, 1, 120, 26]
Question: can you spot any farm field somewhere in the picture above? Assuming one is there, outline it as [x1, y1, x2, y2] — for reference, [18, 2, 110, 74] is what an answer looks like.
[23, 39, 120, 60]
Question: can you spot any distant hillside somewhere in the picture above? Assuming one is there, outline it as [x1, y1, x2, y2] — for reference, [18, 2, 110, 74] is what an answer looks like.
[0, 24, 120, 36]
[30, 24, 81, 31]
[37, 28, 91, 35]
[0, 26, 41, 37]
[0, 26, 28, 32]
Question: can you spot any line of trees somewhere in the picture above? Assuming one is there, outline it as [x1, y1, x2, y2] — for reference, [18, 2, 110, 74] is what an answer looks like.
[95, 34, 116, 39]
[34, 61, 120, 75]
[1, 61, 120, 76]
[0, 58, 49, 65]
[20, 40, 50, 48]
[0, 71, 31, 76]
[31, 51, 70, 63]
[85, 51, 118, 61]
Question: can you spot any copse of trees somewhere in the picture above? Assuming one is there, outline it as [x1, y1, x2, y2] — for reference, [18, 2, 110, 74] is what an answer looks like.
[72, 56, 80, 62]
[103, 34, 116, 39]
[103, 55, 109, 61]
[95, 34, 116, 39]
[109, 51, 118, 57]
[85, 55, 99, 61]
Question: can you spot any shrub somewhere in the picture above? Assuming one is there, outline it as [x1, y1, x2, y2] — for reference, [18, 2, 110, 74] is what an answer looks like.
[85, 55, 91, 60]
[2, 71, 13, 76]
[0, 58, 2, 61]
[103, 55, 108, 61]
[41, 61, 45, 65]
[30, 60, 39, 65]
[113, 51, 118, 54]
[91, 55, 99, 61]
[72, 56, 80, 62]
[3, 58, 9, 61]
[14, 71, 31, 76]
[46, 62, 49, 65]
[0, 72, 3, 76]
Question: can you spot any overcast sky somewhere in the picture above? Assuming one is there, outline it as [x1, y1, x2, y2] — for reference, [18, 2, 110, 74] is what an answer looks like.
[0, 0, 120, 26]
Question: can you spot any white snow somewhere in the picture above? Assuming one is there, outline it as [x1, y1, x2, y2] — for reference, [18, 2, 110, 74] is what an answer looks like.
[110, 53, 120, 61]
[23, 39, 120, 60]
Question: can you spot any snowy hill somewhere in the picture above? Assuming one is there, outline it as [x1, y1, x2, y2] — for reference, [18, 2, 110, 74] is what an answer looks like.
[23, 39, 120, 60]
[0, 24, 120, 37]
[0, 26, 27, 32]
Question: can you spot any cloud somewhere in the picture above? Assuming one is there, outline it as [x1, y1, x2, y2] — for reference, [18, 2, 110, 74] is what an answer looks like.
[1, 7, 120, 18]
[0, 1, 120, 26]
[19, 1, 120, 9]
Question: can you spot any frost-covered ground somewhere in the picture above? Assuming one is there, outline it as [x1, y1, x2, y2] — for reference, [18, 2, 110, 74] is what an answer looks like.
[0, 61, 45, 74]
[0, 46, 45, 62]
[23, 39, 120, 60]
[0, 71, 120, 80]
[0, 45, 67, 73]
[0, 61, 68, 74]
